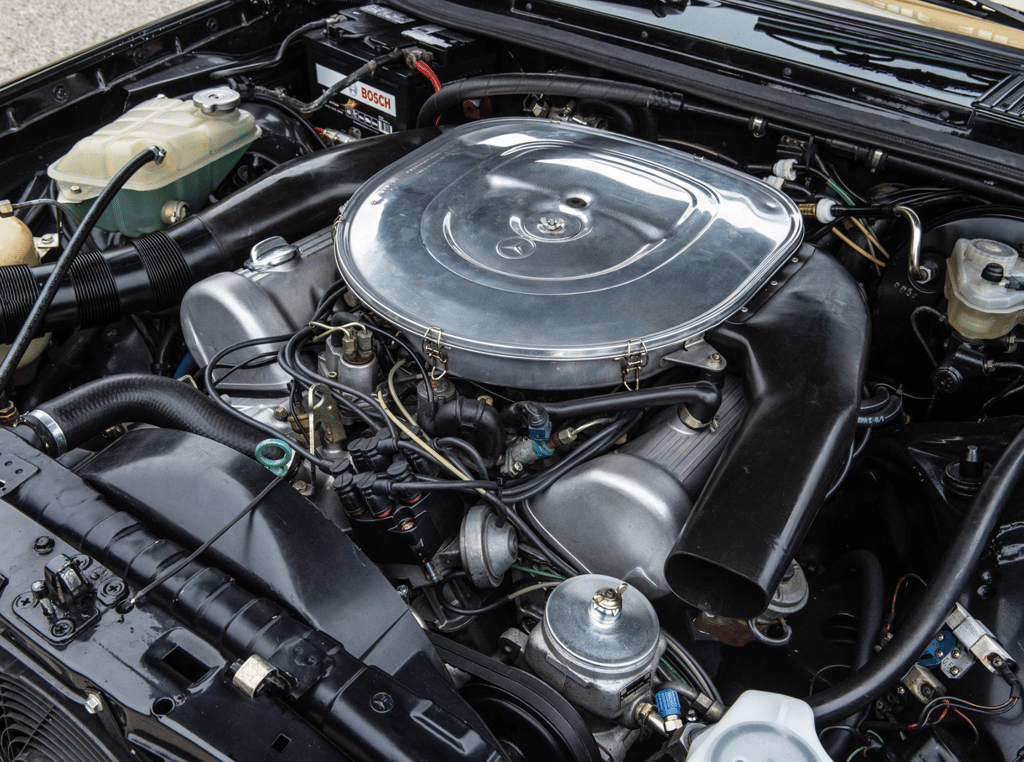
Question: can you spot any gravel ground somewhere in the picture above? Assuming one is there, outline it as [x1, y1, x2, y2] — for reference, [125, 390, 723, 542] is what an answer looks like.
[1, 0, 201, 85]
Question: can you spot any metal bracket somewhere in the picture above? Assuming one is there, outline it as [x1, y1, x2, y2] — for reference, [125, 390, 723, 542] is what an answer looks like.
[620, 339, 649, 391]
[0, 451, 39, 496]
[12, 554, 126, 645]
[660, 338, 725, 373]
[306, 383, 346, 446]
[422, 326, 449, 380]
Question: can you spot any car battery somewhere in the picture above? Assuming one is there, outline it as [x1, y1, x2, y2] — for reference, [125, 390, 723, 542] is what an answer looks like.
[304, 5, 495, 136]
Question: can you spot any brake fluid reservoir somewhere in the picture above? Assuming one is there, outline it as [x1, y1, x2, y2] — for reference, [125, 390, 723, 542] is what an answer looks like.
[687, 691, 830, 762]
[945, 238, 1024, 340]
[48, 88, 260, 237]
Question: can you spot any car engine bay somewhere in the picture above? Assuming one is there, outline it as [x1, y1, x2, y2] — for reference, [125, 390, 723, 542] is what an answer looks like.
[0, 1, 1022, 761]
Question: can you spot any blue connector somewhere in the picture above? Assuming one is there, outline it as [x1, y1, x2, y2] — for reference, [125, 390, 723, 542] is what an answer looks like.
[532, 440, 555, 458]
[655, 689, 682, 719]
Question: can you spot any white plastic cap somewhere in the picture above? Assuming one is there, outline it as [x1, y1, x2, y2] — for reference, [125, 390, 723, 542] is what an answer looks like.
[772, 158, 799, 182]
[687, 691, 831, 762]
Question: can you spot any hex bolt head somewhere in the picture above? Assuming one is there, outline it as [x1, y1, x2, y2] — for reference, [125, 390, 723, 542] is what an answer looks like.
[33, 536, 54, 554]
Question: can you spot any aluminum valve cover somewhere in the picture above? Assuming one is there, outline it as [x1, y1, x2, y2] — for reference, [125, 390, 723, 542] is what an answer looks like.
[336, 118, 802, 389]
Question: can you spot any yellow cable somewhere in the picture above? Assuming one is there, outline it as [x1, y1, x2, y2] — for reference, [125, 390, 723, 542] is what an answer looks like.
[387, 360, 416, 425]
[377, 390, 477, 486]
[834, 227, 886, 267]
[850, 218, 891, 260]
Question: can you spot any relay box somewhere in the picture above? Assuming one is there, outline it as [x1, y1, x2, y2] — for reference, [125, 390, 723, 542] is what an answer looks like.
[304, 5, 495, 136]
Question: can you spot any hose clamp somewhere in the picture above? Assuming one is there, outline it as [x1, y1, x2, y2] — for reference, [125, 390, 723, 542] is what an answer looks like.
[25, 409, 67, 455]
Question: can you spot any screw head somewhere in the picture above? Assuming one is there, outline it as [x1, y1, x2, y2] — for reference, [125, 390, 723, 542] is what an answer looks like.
[33, 536, 54, 554]
[936, 633, 945, 641]
[84, 693, 102, 714]
[69, 186, 82, 194]
[952, 649, 961, 659]
[950, 667, 960, 676]
[49, 619, 73, 638]
[897, 686, 906, 695]
[13, 593, 34, 609]
[935, 650, 944, 658]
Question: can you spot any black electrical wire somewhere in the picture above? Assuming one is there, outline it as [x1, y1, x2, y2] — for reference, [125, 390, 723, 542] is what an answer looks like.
[128, 475, 284, 608]
[435, 436, 489, 480]
[209, 349, 281, 386]
[154, 323, 183, 375]
[808, 423, 1024, 724]
[0, 146, 165, 394]
[254, 49, 404, 115]
[661, 628, 722, 704]
[278, 327, 395, 434]
[202, 334, 332, 470]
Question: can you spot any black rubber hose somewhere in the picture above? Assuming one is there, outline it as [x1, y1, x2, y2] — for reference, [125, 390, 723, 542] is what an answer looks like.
[808, 422, 1024, 724]
[0, 129, 438, 343]
[577, 99, 637, 135]
[636, 107, 659, 141]
[21, 374, 265, 458]
[416, 73, 683, 128]
[520, 381, 721, 425]
[425, 398, 505, 459]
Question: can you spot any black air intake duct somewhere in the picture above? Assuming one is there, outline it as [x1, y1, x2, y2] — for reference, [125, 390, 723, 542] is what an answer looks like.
[0, 129, 438, 342]
[664, 247, 870, 619]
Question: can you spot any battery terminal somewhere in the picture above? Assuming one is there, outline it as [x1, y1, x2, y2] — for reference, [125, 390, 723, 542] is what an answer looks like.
[403, 48, 435, 67]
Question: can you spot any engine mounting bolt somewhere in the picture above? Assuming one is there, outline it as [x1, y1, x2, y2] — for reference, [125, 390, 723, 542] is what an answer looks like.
[33, 536, 54, 554]
[84, 693, 103, 714]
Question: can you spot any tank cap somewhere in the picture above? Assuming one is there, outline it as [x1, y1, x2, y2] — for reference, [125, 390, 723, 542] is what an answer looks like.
[192, 87, 241, 114]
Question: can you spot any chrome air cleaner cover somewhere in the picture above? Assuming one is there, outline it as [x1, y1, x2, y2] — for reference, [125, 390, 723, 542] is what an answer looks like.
[335, 118, 802, 389]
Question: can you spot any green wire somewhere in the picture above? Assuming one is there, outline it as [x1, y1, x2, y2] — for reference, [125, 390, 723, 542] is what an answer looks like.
[846, 746, 867, 762]
[511, 564, 566, 581]
[825, 179, 882, 274]
[660, 658, 689, 687]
